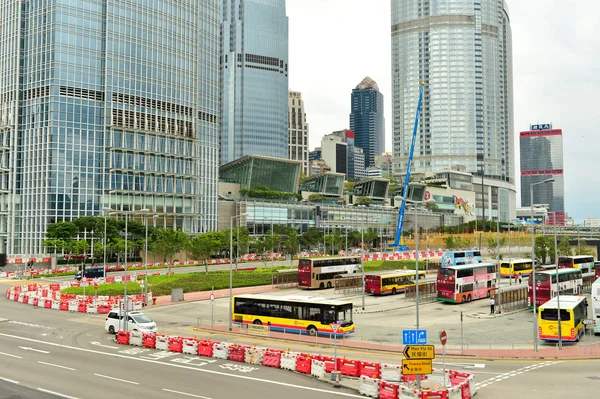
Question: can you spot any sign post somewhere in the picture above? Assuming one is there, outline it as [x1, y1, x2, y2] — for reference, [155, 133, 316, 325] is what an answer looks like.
[330, 323, 340, 372]
[440, 330, 448, 387]
[210, 286, 215, 330]
[401, 343, 434, 380]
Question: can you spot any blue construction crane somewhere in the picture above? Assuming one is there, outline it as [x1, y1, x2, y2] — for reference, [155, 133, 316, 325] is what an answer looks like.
[390, 82, 426, 250]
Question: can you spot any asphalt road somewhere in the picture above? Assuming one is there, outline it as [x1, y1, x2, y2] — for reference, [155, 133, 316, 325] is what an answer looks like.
[1, 289, 600, 399]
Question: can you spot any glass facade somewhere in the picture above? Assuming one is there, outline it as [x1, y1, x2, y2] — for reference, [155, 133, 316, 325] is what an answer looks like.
[350, 77, 385, 169]
[391, 0, 515, 220]
[220, 0, 289, 164]
[0, 0, 220, 257]
[288, 91, 309, 175]
[219, 155, 300, 193]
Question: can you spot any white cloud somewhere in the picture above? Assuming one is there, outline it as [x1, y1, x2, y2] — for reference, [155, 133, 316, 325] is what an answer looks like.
[287, 0, 600, 220]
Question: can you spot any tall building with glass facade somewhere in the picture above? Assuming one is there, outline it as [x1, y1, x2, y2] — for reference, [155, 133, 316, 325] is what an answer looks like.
[0, 0, 221, 258]
[288, 91, 309, 175]
[350, 77, 385, 168]
[220, 0, 289, 165]
[520, 125, 565, 225]
[391, 0, 515, 222]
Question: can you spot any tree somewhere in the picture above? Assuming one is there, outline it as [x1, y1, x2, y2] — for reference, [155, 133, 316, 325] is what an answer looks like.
[300, 227, 322, 251]
[282, 228, 300, 261]
[43, 239, 68, 255]
[486, 235, 507, 260]
[187, 232, 225, 273]
[557, 236, 572, 258]
[46, 221, 78, 240]
[150, 228, 190, 272]
[354, 196, 373, 207]
[308, 193, 326, 203]
[534, 236, 552, 265]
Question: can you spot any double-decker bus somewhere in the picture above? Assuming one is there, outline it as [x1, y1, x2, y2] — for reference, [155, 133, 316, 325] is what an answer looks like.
[595, 262, 600, 280]
[365, 270, 427, 295]
[592, 277, 600, 335]
[558, 256, 595, 274]
[538, 295, 588, 342]
[436, 263, 496, 303]
[441, 250, 482, 267]
[232, 294, 354, 337]
[499, 259, 534, 278]
[528, 268, 583, 309]
[297, 256, 362, 289]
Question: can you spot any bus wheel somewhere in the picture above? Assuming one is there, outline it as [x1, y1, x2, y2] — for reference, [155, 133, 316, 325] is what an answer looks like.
[253, 320, 262, 325]
[307, 326, 318, 336]
[327, 281, 332, 289]
[392, 288, 397, 295]
[467, 295, 472, 302]
[319, 282, 325, 289]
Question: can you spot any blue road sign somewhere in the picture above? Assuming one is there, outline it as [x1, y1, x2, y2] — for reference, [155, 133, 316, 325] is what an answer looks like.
[402, 329, 427, 345]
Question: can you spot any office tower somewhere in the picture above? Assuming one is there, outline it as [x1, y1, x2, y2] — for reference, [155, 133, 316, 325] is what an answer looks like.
[520, 124, 565, 225]
[221, 0, 289, 164]
[321, 135, 348, 177]
[0, 0, 220, 257]
[288, 91, 309, 175]
[326, 130, 365, 179]
[350, 77, 385, 168]
[391, 0, 515, 222]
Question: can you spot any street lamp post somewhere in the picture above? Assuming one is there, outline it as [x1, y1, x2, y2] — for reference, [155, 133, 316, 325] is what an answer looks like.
[143, 215, 158, 304]
[102, 207, 111, 279]
[361, 227, 365, 310]
[530, 178, 555, 352]
[229, 213, 247, 331]
[554, 215, 562, 349]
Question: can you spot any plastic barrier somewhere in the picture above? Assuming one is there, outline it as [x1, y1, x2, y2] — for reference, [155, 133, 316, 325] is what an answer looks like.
[86, 304, 98, 313]
[419, 390, 448, 399]
[142, 333, 156, 349]
[212, 343, 229, 360]
[43, 299, 52, 309]
[168, 336, 183, 353]
[359, 376, 380, 398]
[402, 374, 428, 383]
[133, 302, 143, 311]
[18, 293, 24, 303]
[77, 302, 87, 313]
[380, 363, 402, 382]
[280, 352, 298, 371]
[311, 359, 326, 379]
[398, 385, 421, 399]
[106, 276, 115, 283]
[262, 349, 282, 368]
[228, 345, 246, 362]
[182, 339, 198, 355]
[197, 340, 214, 357]
[295, 354, 312, 375]
[316, 355, 337, 373]
[244, 346, 263, 365]
[360, 361, 381, 378]
[129, 331, 143, 346]
[116, 331, 130, 345]
[449, 371, 474, 399]
[155, 335, 169, 351]
[379, 381, 399, 399]
[33, 297, 39, 306]
[98, 304, 111, 314]
[23, 295, 30, 305]
[338, 358, 361, 377]
[68, 300, 78, 312]
[51, 300, 60, 310]
[447, 386, 463, 399]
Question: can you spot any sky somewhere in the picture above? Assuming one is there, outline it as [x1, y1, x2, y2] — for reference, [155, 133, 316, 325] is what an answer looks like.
[286, 0, 600, 222]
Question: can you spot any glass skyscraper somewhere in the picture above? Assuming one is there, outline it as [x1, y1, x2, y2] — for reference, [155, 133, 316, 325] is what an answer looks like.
[391, 0, 515, 221]
[350, 77, 385, 169]
[0, 0, 220, 257]
[220, 0, 289, 165]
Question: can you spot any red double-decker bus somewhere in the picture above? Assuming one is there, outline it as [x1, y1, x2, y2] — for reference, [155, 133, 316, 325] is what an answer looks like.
[297, 256, 362, 289]
[527, 268, 583, 309]
[594, 261, 600, 280]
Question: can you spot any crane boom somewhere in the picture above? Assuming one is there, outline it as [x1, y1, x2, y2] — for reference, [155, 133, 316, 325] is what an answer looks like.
[391, 82, 425, 250]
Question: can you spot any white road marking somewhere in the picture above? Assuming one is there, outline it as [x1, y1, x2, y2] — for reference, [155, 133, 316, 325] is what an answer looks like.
[37, 388, 79, 399]
[0, 332, 364, 398]
[0, 351, 22, 359]
[90, 341, 118, 349]
[0, 376, 19, 384]
[163, 388, 212, 398]
[38, 361, 76, 371]
[474, 361, 562, 389]
[8, 321, 56, 330]
[94, 373, 140, 385]
[18, 346, 50, 354]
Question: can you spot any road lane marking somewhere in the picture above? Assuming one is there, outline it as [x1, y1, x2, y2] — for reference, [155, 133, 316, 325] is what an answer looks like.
[38, 361, 76, 371]
[0, 351, 22, 359]
[18, 346, 50, 354]
[163, 388, 212, 398]
[8, 321, 56, 330]
[37, 388, 79, 399]
[94, 373, 139, 385]
[0, 332, 365, 398]
[91, 341, 119, 349]
[0, 376, 19, 384]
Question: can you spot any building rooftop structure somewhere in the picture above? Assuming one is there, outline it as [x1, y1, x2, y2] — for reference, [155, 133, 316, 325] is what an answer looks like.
[219, 155, 301, 194]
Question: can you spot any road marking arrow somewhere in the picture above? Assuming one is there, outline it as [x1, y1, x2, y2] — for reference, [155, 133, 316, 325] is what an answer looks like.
[90, 342, 118, 349]
[18, 346, 49, 354]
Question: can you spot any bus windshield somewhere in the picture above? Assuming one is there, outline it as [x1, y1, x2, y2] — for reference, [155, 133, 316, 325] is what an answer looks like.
[558, 258, 571, 267]
[540, 309, 571, 321]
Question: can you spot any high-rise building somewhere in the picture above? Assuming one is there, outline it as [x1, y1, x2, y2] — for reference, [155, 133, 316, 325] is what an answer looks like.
[326, 130, 365, 179]
[321, 135, 348, 177]
[220, 0, 289, 165]
[520, 124, 565, 225]
[0, 0, 220, 257]
[288, 91, 309, 175]
[350, 77, 385, 168]
[391, 0, 515, 222]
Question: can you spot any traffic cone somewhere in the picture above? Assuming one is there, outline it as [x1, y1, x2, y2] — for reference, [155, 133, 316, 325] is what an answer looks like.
[334, 372, 341, 388]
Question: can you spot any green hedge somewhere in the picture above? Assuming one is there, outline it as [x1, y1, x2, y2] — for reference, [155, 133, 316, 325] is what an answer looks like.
[60, 282, 142, 296]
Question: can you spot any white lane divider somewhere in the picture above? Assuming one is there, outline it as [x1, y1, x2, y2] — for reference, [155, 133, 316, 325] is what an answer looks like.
[18, 346, 50, 354]
[38, 361, 76, 371]
[163, 388, 212, 398]
[91, 341, 119, 350]
[37, 388, 80, 399]
[94, 373, 139, 385]
[0, 376, 19, 384]
[0, 351, 22, 359]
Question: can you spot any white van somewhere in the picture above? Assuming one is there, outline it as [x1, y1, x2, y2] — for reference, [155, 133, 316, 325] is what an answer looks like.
[104, 310, 157, 334]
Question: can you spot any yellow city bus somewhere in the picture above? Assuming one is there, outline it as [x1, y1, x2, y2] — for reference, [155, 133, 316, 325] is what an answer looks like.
[558, 256, 595, 274]
[499, 258, 534, 278]
[538, 295, 588, 342]
[232, 294, 354, 337]
[365, 270, 427, 295]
